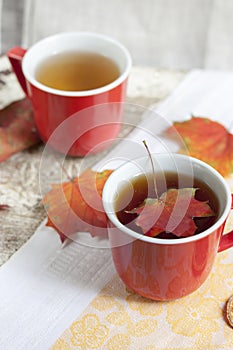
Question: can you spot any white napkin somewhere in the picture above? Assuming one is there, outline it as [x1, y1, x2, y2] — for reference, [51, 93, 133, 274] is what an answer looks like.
[1, 69, 233, 350]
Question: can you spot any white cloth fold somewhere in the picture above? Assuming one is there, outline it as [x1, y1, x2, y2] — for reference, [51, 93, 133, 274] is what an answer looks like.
[1, 69, 233, 350]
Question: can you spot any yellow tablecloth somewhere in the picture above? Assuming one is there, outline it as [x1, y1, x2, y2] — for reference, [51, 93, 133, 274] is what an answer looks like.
[51, 245, 233, 350]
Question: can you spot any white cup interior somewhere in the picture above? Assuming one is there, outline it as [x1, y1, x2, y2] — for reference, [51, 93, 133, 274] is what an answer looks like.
[102, 153, 231, 245]
[22, 32, 132, 96]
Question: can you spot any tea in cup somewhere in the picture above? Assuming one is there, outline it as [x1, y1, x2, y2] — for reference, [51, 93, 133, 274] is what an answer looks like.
[102, 153, 233, 300]
[7, 32, 131, 156]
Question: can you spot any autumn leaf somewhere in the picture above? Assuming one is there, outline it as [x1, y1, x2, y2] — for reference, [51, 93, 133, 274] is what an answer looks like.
[42, 169, 113, 242]
[0, 204, 9, 210]
[128, 188, 215, 238]
[165, 116, 233, 177]
[0, 98, 40, 162]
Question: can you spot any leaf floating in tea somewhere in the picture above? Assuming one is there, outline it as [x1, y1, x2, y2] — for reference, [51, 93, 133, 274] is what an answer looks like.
[42, 169, 113, 242]
[165, 116, 233, 177]
[128, 188, 215, 238]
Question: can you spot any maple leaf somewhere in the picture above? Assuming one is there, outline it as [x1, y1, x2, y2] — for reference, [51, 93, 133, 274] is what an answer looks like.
[165, 116, 233, 177]
[0, 98, 40, 162]
[128, 188, 215, 238]
[42, 169, 113, 242]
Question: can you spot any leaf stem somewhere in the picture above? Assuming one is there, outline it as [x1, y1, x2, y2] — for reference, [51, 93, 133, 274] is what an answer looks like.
[142, 140, 159, 199]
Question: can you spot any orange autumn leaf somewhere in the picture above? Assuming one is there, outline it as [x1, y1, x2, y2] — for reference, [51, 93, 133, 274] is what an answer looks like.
[128, 188, 215, 238]
[42, 169, 113, 242]
[165, 116, 233, 177]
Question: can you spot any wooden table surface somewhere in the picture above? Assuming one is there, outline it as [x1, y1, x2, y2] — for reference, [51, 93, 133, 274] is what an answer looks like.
[0, 55, 185, 266]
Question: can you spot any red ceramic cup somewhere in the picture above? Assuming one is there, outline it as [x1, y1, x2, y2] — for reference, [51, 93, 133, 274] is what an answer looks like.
[102, 154, 233, 301]
[7, 32, 131, 156]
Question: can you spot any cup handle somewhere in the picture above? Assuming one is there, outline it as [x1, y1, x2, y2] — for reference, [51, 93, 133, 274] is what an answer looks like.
[7, 47, 28, 95]
[218, 194, 233, 252]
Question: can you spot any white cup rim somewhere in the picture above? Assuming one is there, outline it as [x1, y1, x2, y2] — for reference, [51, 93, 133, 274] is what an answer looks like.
[22, 31, 132, 97]
[102, 154, 231, 245]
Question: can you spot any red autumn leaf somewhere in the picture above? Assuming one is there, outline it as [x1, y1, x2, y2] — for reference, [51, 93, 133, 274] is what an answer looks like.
[129, 188, 215, 238]
[0, 204, 9, 210]
[165, 116, 233, 177]
[42, 169, 113, 242]
[0, 98, 40, 162]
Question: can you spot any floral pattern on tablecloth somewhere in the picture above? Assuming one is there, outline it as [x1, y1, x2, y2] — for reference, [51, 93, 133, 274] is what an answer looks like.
[51, 252, 233, 350]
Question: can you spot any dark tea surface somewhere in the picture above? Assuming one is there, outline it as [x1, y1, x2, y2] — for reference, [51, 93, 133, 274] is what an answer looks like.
[35, 51, 120, 91]
[115, 172, 219, 239]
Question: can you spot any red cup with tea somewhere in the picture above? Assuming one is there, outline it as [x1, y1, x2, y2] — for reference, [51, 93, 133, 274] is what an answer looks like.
[102, 153, 233, 300]
[7, 32, 131, 156]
